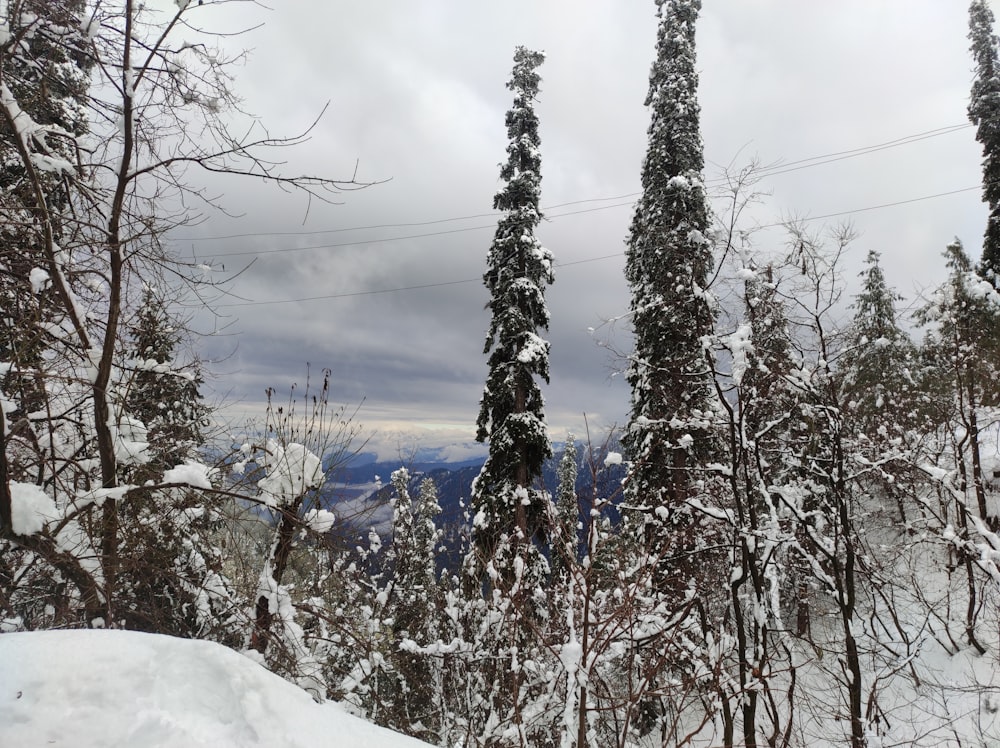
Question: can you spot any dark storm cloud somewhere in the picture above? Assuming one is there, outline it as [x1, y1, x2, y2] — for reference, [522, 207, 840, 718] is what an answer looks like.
[179, 1, 996, 453]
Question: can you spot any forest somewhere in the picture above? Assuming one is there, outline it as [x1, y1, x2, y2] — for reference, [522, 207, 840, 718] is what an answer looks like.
[2, 1, 1000, 747]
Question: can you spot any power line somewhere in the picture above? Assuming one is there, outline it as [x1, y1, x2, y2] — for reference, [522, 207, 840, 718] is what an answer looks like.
[216, 182, 979, 308]
[175, 122, 971, 244]
[756, 185, 979, 229]
[202, 200, 637, 259]
[733, 123, 970, 176]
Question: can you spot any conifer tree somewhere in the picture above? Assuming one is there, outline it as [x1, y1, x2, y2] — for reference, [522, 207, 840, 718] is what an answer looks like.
[551, 436, 579, 580]
[840, 252, 928, 534]
[969, 0, 1000, 286]
[742, 266, 796, 450]
[919, 240, 999, 521]
[115, 287, 232, 638]
[375, 470, 444, 741]
[471, 46, 553, 581]
[839, 251, 917, 437]
[126, 287, 208, 476]
[623, 0, 716, 592]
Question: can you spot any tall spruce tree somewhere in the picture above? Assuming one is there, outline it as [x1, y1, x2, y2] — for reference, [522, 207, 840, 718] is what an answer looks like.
[918, 240, 999, 522]
[116, 286, 232, 638]
[126, 287, 208, 476]
[839, 250, 916, 437]
[471, 46, 553, 579]
[742, 266, 796, 450]
[969, 0, 1000, 286]
[551, 436, 579, 580]
[623, 0, 716, 591]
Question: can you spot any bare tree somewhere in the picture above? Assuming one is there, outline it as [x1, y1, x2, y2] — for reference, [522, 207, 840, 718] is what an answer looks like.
[0, 0, 369, 631]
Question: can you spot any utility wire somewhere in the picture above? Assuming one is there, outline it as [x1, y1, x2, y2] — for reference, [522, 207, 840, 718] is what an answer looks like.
[731, 123, 970, 175]
[216, 182, 979, 308]
[177, 122, 972, 244]
[202, 201, 637, 259]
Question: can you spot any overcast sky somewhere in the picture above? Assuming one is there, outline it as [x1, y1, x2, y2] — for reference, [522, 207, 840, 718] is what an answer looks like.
[170, 1, 995, 461]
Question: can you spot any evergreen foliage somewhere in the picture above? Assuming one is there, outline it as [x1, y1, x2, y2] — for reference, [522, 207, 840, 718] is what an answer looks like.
[623, 0, 717, 593]
[839, 250, 918, 437]
[471, 46, 553, 580]
[918, 239, 1000, 522]
[5, 4, 1000, 747]
[969, 0, 1000, 285]
[551, 437, 579, 579]
[126, 287, 208, 475]
[741, 265, 796, 451]
[374, 470, 445, 742]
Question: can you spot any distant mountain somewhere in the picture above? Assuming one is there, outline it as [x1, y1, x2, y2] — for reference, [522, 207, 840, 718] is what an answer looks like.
[331, 455, 487, 486]
[322, 444, 627, 570]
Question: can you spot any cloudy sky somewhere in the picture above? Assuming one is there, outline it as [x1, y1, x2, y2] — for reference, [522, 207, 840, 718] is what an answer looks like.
[170, 1, 994, 460]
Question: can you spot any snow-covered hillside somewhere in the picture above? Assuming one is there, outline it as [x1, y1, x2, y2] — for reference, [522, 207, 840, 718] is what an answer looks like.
[0, 630, 432, 748]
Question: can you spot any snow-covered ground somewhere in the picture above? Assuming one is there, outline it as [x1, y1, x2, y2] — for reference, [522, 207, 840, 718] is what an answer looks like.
[0, 630, 432, 748]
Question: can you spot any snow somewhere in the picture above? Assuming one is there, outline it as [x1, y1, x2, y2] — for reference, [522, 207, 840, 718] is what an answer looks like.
[604, 451, 623, 467]
[9, 481, 57, 535]
[516, 332, 549, 364]
[112, 415, 150, 466]
[725, 323, 753, 386]
[162, 459, 215, 489]
[303, 508, 337, 533]
[0, 81, 39, 151]
[257, 440, 324, 503]
[28, 267, 49, 293]
[0, 630, 434, 748]
[667, 174, 690, 190]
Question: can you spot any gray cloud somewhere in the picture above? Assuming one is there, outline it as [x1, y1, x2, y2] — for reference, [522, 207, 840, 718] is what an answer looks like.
[175, 1, 996, 454]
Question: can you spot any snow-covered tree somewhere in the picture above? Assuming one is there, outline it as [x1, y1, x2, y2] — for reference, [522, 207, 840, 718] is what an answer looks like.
[109, 286, 239, 639]
[125, 287, 208, 476]
[551, 436, 579, 580]
[471, 46, 553, 587]
[838, 250, 921, 450]
[704, 262, 800, 746]
[368, 470, 446, 742]
[1, 0, 365, 636]
[0, 0, 90, 422]
[918, 240, 1000, 523]
[741, 265, 797, 455]
[236, 372, 365, 700]
[622, 0, 717, 595]
[969, 0, 1000, 285]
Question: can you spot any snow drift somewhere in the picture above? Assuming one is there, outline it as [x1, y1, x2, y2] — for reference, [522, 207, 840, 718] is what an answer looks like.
[0, 630, 432, 748]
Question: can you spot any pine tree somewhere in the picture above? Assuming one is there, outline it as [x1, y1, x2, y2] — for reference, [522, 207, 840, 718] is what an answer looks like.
[551, 436, 579, 580]
[742, 265, 796, 450]
[471, 46, 553, 582]
[114, 287, 234, 638]
[379, 471, 444, 742]
[413, 477, 443, 589]
[969, 0, 1000, 286]
[839, 251, 917, 437]
[623, 0, 716, 593]
[126, 287, 208, 476]
[918, 240, 999, 522]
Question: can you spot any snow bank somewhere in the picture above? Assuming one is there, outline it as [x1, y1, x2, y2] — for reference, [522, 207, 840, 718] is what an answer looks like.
[0, 630, 432, 748]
